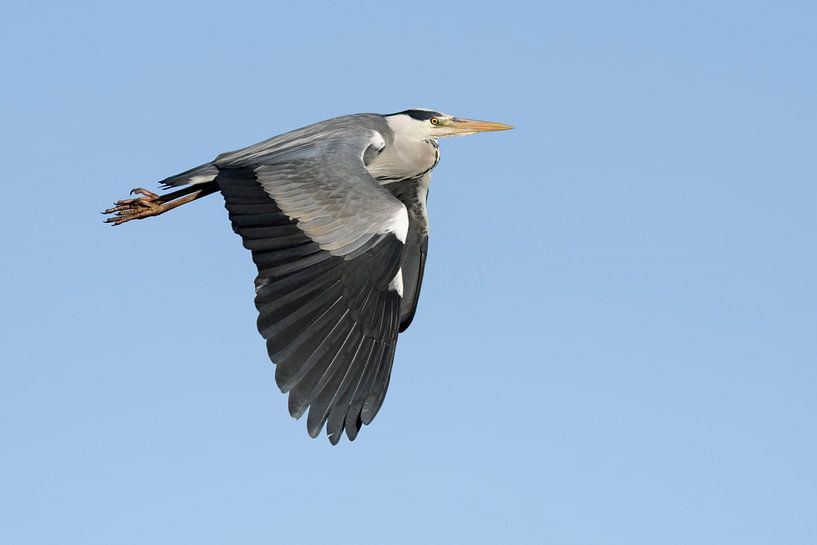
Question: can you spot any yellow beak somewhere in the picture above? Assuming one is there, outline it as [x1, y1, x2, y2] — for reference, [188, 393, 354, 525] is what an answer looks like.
[444, 117, 514, 135]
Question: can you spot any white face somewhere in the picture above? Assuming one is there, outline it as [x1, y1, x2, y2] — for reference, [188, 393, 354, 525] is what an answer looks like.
[385, 108, 513, 140]
[385, 109, 454, 141]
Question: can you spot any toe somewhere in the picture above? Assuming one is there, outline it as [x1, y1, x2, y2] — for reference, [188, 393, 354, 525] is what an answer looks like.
[129, 188, 159, 199]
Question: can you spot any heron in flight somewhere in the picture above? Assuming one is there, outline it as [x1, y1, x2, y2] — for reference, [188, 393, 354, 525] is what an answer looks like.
[103, 109, 512, 443]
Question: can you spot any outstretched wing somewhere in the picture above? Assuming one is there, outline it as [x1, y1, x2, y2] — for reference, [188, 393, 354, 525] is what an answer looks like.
[385, 174, 431, 332]
[214, 126, 408, 444]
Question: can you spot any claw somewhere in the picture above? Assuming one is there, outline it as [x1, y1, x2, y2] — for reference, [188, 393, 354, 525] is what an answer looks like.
[129, 187, 159, 199]
[104, 216, 128, 226]
[103, 204, 133, 214]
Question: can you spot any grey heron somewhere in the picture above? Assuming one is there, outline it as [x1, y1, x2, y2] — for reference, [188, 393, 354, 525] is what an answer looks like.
[103, 109, 512, 443]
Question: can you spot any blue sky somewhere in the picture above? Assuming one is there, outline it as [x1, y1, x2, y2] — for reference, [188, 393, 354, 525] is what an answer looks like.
[1, 1, 815, 544]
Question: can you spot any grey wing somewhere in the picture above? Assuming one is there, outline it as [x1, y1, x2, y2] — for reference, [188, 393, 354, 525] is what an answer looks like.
[385, 174, 431, 332]
[215, 128, 408, 444]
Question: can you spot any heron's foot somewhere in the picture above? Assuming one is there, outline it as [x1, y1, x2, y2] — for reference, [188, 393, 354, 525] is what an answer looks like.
[102, 188, 164, 226]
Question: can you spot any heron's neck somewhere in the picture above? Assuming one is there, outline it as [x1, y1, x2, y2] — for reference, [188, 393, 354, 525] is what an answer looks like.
[366, 137, 440, 183]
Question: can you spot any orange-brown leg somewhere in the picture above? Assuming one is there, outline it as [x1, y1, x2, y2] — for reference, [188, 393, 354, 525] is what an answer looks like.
[102, 184, 219, 226]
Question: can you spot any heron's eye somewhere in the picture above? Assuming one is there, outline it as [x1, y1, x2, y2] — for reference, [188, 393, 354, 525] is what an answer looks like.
[430, 117, 440, 125]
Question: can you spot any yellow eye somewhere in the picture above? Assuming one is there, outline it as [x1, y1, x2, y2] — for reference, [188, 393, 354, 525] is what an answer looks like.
[430, 117, 440, 125]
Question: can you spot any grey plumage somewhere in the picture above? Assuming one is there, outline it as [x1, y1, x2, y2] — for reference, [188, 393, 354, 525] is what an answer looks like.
[385, 174, 431, 331]
[105, 109, 511, 443]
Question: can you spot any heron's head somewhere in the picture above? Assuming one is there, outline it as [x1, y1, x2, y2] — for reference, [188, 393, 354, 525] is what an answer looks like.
[385, 108, 513, 140]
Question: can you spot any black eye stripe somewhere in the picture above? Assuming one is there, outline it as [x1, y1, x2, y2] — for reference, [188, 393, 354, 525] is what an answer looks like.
[394, 109, 444, 121]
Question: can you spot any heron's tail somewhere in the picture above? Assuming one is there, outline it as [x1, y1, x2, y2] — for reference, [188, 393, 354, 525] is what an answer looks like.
[158, 163, 219, 189]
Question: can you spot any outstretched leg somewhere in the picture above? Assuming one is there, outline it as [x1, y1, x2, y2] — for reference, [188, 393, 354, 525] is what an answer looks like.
[102, 183, 219, 226]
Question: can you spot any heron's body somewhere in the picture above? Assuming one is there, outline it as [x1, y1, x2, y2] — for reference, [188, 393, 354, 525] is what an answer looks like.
[167, 114, 441, 188]
[104, 109, 511, 444]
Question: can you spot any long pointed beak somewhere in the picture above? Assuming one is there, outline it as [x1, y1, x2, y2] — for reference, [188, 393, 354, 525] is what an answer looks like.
[445, 117, 514, 135]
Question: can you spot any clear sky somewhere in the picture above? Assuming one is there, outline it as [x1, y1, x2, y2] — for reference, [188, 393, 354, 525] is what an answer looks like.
[1, 1, 815, 544]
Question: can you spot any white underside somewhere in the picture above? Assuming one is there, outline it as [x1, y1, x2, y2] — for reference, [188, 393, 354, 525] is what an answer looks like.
[388, 268, 404, 297]
[189, 174, 217, 185]
[381, 206, 409, 243]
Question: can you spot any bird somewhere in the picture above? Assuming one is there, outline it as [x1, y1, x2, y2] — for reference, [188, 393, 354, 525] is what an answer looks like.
[103, 108, 512, 444]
